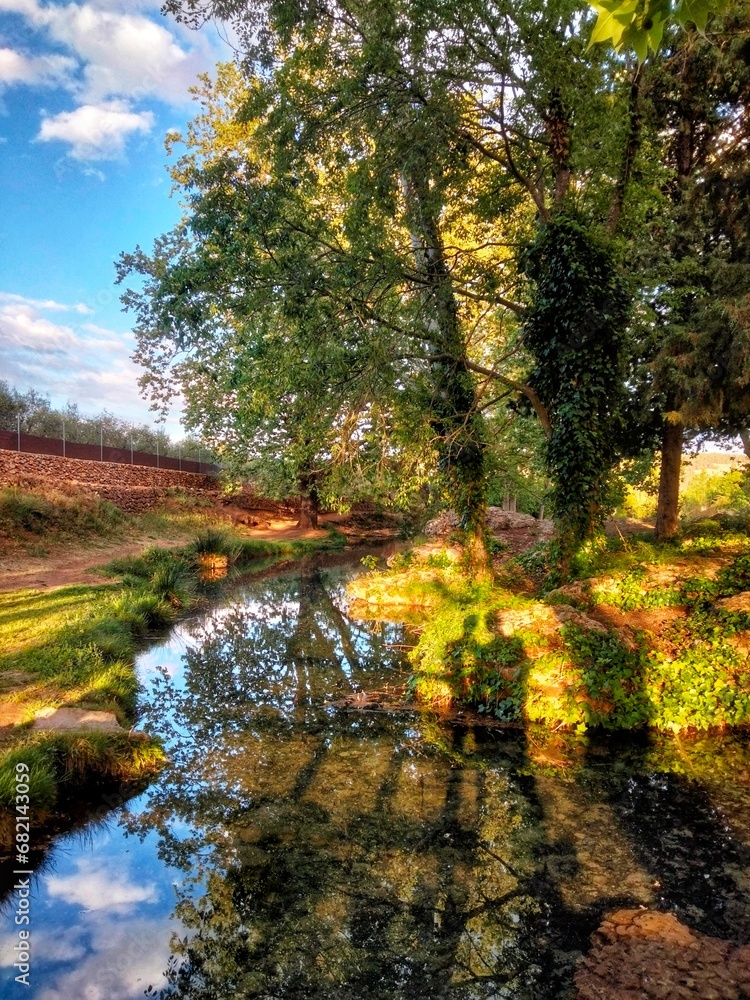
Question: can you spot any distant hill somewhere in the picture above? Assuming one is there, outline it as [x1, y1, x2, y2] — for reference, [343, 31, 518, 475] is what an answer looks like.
[681, 451, 748, 485]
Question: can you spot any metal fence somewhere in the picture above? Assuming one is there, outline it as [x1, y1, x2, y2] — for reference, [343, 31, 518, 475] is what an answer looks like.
[0, 429, 219, 476]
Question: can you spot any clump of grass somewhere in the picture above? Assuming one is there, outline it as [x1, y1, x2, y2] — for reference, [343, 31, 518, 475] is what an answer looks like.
[0, 732, 164, 812]
[148, 561, 196, 608]
[186, 527, 237, 559]
[0, 486, 124, 540]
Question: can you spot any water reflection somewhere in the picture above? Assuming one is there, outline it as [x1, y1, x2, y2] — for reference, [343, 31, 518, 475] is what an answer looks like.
[3, 557, 750, 998]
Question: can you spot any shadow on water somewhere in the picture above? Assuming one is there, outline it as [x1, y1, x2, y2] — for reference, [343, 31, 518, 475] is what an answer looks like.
[6, 551, 750, 998]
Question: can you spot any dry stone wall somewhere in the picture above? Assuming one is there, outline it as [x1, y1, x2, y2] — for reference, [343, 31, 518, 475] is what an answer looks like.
[0, 448, 220, 512]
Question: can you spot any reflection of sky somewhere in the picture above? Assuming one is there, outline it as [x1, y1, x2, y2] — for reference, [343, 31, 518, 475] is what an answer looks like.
[0, 565, 406, 998]
[0, 817, 184, 999]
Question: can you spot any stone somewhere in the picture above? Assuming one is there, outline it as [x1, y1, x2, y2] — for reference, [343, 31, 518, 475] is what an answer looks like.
[32, 706, 124, 731]
[716, 591, 750, 613]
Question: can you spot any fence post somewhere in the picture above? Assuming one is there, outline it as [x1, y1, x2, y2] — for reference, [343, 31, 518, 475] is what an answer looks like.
[198, 447, 202, 473]
[16, 415, 20, 452]
[130, 436, 134, 465]
[178, 446, 181, 472]
[156, 434, 159, 469]
[100, 425, 103, 462]
[62, 419, 66, 458]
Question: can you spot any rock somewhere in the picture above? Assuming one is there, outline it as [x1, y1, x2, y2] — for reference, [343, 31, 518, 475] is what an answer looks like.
[32, 707, 124, 732]
[0, 671, 35, 691]
[424, 506, 554, 538]
[407, 542, 464, 564]
[424, 510, 461, 536]
[716, 592, 750, 613]
[553, 605, 611, 635]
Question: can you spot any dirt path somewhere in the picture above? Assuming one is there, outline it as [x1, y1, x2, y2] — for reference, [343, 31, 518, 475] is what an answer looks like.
[0, 516, 336, 593]
[0, 535, 188, 592]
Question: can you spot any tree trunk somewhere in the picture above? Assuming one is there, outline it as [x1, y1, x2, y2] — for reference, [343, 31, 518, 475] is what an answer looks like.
[655, 418, 683, 541]
[400, 162, 490, 577]
[296, 475, 319, 529]
[740, 429, 750, 459]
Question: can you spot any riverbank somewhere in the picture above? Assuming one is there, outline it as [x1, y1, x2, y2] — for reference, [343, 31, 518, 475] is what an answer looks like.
[0, 525, 346, 836]
[348, 525, 750, 733]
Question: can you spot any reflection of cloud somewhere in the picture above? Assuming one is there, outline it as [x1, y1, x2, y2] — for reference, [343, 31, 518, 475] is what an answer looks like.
[37, 100, 153, 160]
[36, 917, 171, 1000]
[45, 856, 158, 913]
[0, 924, 87, 967]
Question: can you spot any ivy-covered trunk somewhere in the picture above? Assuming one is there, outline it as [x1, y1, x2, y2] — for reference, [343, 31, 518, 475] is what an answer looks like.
[400, 164, 490, 575]
[521, 216, 631, 582]
[655, 417, 683, 541]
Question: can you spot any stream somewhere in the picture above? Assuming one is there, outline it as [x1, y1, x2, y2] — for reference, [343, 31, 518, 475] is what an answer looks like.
[2, 553, 750, 998]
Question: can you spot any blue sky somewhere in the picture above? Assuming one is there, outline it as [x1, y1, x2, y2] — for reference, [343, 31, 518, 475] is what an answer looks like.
[0, 0, 232, 436]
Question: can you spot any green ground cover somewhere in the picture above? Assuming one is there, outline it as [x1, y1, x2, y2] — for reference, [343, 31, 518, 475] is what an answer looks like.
[355, 527, 750, 734]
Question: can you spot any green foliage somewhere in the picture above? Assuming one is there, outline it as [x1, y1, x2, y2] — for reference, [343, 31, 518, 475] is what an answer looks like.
[587, 0, 726, 61]
[521, 216, 632, 578]
[400, 538, 750, 732]
[681, 469, 750, 521]
[589, 564, 682, 610]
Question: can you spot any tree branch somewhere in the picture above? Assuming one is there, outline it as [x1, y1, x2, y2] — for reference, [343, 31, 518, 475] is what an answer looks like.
[464, 360, 552, 436]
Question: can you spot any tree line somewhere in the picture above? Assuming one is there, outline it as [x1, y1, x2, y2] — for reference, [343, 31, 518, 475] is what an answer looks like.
[0, 381, 212, 461]
[118, 0, 749, 577]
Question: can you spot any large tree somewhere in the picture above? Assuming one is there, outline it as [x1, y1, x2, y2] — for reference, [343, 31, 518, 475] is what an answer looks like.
[633, 6, 750, 539]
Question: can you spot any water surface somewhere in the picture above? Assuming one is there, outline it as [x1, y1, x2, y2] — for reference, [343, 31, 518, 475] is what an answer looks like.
[2, 555, 750, 998]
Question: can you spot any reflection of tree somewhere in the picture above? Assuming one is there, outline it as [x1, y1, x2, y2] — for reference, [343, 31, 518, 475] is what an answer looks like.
[130, 566, 578, 999]
[128, 565, 750, 999]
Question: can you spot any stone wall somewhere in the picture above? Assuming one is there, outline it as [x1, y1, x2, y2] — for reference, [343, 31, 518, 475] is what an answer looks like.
[0, 448, 220, 512]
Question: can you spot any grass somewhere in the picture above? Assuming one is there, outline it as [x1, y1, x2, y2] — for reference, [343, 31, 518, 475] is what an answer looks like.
[0, 522, 346, 821]
[0, 486, 125, 548]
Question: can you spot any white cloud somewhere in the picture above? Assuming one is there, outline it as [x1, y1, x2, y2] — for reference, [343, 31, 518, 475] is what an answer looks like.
[0, 47, 76, 87]
[46, 857, 158, 913]
[37, 100, 154, 160]
[40, 3, 195, 103]
[0, 291, 93, 313]
[0, 300, 78, 351]
[1, 0, 216, 104]
[0, 289, 181, 427]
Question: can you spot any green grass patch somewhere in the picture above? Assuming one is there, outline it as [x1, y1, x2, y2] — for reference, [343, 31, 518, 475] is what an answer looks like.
[392, 543, 750, 733]
[0, 486, 125, 542]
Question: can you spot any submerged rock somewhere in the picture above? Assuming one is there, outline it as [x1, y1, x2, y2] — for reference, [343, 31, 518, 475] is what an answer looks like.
[575, 908, 750, 1000]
